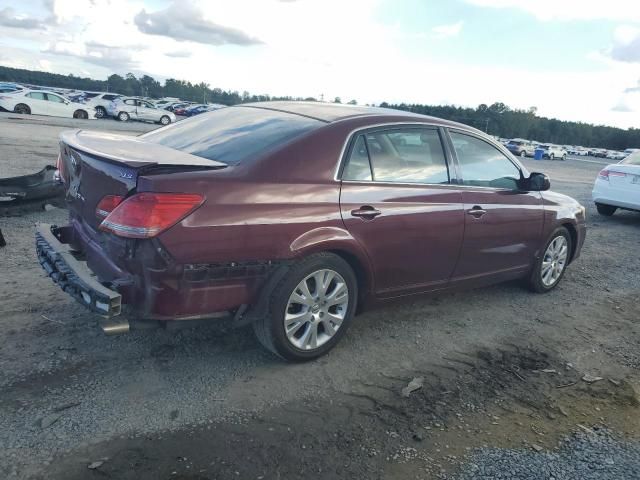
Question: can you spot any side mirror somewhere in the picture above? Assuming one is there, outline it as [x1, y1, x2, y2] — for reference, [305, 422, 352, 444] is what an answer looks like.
[525, 172, 550, 191]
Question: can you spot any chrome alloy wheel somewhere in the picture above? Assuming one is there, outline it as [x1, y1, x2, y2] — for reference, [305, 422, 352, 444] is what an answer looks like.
[284, 269, 349, 350]
[541, 236, 568, 287]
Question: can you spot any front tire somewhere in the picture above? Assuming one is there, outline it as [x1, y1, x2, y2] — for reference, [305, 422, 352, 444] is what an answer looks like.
[596, 203, 617, 216]
[117, 111, 130, 122]
[95, 106, 106, 118]
[159, 115, 171, 125]
[562, 154, 567, 161]
[528, 227, 571, 293]
[73, 109, 88, 119]
[550, 153, 555, 161]
[14, 104, 30, 115]
[520, 151, 526, 157]
[253, 253, 358, 361]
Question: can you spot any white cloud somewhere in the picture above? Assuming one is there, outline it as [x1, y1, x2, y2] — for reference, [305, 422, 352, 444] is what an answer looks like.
[465, 0, 640, 22]
[432, 21, 463, 39]
[607, 25, 640, 63]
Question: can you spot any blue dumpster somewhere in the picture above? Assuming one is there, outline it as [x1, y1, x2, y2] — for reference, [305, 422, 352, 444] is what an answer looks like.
[534, 148, 544, 160]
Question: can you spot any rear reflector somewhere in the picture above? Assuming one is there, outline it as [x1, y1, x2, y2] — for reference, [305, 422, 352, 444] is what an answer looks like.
[96, 195, 124, 219]
[99, 192, 204, 238]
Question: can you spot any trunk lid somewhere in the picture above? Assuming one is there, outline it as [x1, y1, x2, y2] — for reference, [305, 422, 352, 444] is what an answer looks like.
[58, 129, 225, 229]
[608, 164, 640, 192]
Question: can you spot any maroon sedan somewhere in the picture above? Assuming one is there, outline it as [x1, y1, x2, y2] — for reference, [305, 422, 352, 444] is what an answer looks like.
[37, 102, 586, 361]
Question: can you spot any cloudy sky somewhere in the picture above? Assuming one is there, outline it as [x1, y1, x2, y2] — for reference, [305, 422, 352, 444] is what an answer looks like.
[1, 0, 639, 128]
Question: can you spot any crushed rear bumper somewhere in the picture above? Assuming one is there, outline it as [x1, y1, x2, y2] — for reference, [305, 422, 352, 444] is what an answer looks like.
[35, 223, 122, 317]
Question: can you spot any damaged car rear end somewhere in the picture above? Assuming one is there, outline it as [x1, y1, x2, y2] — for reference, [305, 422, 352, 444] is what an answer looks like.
[37, 106, 328, 342]
[37, 129, 229, 326]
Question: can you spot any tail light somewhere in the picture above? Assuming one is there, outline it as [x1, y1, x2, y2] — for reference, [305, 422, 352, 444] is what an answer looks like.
[96, 195, 124, 219]
[99, 192, 204, 238]
[55, 153, 65, 184]
[598, 169, 626, 181]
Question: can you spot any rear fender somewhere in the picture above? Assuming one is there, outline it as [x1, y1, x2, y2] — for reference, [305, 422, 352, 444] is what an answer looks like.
[234, 227, 374, 327]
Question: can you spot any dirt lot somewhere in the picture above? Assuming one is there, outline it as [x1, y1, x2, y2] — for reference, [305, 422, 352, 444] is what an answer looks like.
[1, 114, 639, 479]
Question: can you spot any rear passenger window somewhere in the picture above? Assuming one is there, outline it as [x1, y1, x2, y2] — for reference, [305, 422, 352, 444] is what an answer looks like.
[343, 136, 372, 181]
[27, 92, 46, 100]
[342, 128, 449, 184]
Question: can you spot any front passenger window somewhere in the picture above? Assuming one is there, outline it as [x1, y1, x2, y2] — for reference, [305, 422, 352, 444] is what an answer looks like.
[450, 132, 521, 189]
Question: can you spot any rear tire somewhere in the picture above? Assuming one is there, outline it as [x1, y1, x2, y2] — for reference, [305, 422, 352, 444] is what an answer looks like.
[596, 203, 617, 216]
[14, 104, 30, 115]
[550, 153, 555, 161]
[520, 151, 526, 157]
[117, 111, 130, 122]
[528, 227, 572, 293]
[253, 252, 357, 362]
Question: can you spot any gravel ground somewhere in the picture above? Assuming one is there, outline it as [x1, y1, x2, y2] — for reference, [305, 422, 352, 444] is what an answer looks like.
[0, 115, 639, 479]
[459, 429, 640, 480]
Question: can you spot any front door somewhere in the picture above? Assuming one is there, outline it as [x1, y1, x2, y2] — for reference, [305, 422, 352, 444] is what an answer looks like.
[339, 127, 464, 297]
[447, 130, 543, 284]
[45, 93, 71, 117]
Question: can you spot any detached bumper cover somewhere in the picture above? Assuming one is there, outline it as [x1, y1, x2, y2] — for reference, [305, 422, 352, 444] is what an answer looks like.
[36, 224, 122, 317]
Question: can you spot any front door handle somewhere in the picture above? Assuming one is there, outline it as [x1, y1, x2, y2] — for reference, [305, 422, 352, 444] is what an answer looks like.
[467, 206, 487, 218]
[351, 206, 381, 220]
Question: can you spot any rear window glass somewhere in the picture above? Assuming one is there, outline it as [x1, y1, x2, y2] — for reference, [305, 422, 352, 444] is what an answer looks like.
[622, 152, 640, 165]
[141, 107, 323, 165]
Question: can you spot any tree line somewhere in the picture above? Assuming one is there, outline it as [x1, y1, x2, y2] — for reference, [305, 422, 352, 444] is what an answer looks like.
[1, 65, 638, 149]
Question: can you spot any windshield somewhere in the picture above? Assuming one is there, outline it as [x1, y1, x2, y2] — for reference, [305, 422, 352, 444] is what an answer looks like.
[141, 106, 323, 165]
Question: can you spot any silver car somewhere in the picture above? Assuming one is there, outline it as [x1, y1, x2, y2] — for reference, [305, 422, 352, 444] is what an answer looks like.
[108, 97, 176, 125]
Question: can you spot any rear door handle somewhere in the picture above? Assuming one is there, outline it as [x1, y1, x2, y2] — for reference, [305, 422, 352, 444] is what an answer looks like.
[351, 206, 381, 220]
[467, 206, 487, 218]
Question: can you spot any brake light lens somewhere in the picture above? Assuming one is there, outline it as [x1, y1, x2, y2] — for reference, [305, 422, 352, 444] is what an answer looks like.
[96, 195, 124, 219]
[598, 169, 626, 181]
[99, 193, 204, 238]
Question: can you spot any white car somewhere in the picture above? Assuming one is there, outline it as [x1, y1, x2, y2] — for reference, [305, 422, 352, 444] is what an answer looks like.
[0, 89, 97, 119]
[537, 144, 567, 161]
[592, 153, 640, 216]
[83, 92, 123, 118]
[107, 97, 176, 125]
[606, 151, 627, 161]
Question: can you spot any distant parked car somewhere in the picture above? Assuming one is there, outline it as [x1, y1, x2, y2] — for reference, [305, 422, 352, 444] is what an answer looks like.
[623, 148, 640, 157]
[537, 145, 567, 161]
[606, 151, 627, 161]
[173, 104, 201, 116]
[107, 97, 176, 125]
[592, 152, 640, 216]
[84, 93, 124, 119]
[185, 104, 226, 116]
[0, 89, 96, 119]
[506, 139, 535, 157]
[165, 102, 193, 112]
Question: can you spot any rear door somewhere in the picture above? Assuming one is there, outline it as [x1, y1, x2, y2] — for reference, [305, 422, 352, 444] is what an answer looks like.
[25, 92, 47, 115]
[446, 130, 543, 284]
[339, 126, 464, 297]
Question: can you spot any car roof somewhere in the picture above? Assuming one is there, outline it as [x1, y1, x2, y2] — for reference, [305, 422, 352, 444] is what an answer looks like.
[237, 101, 479, 131]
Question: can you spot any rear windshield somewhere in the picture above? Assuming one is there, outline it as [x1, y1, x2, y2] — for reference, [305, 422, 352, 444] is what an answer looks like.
[141, 106, 323, 165]
[622, 152, 640, 165]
